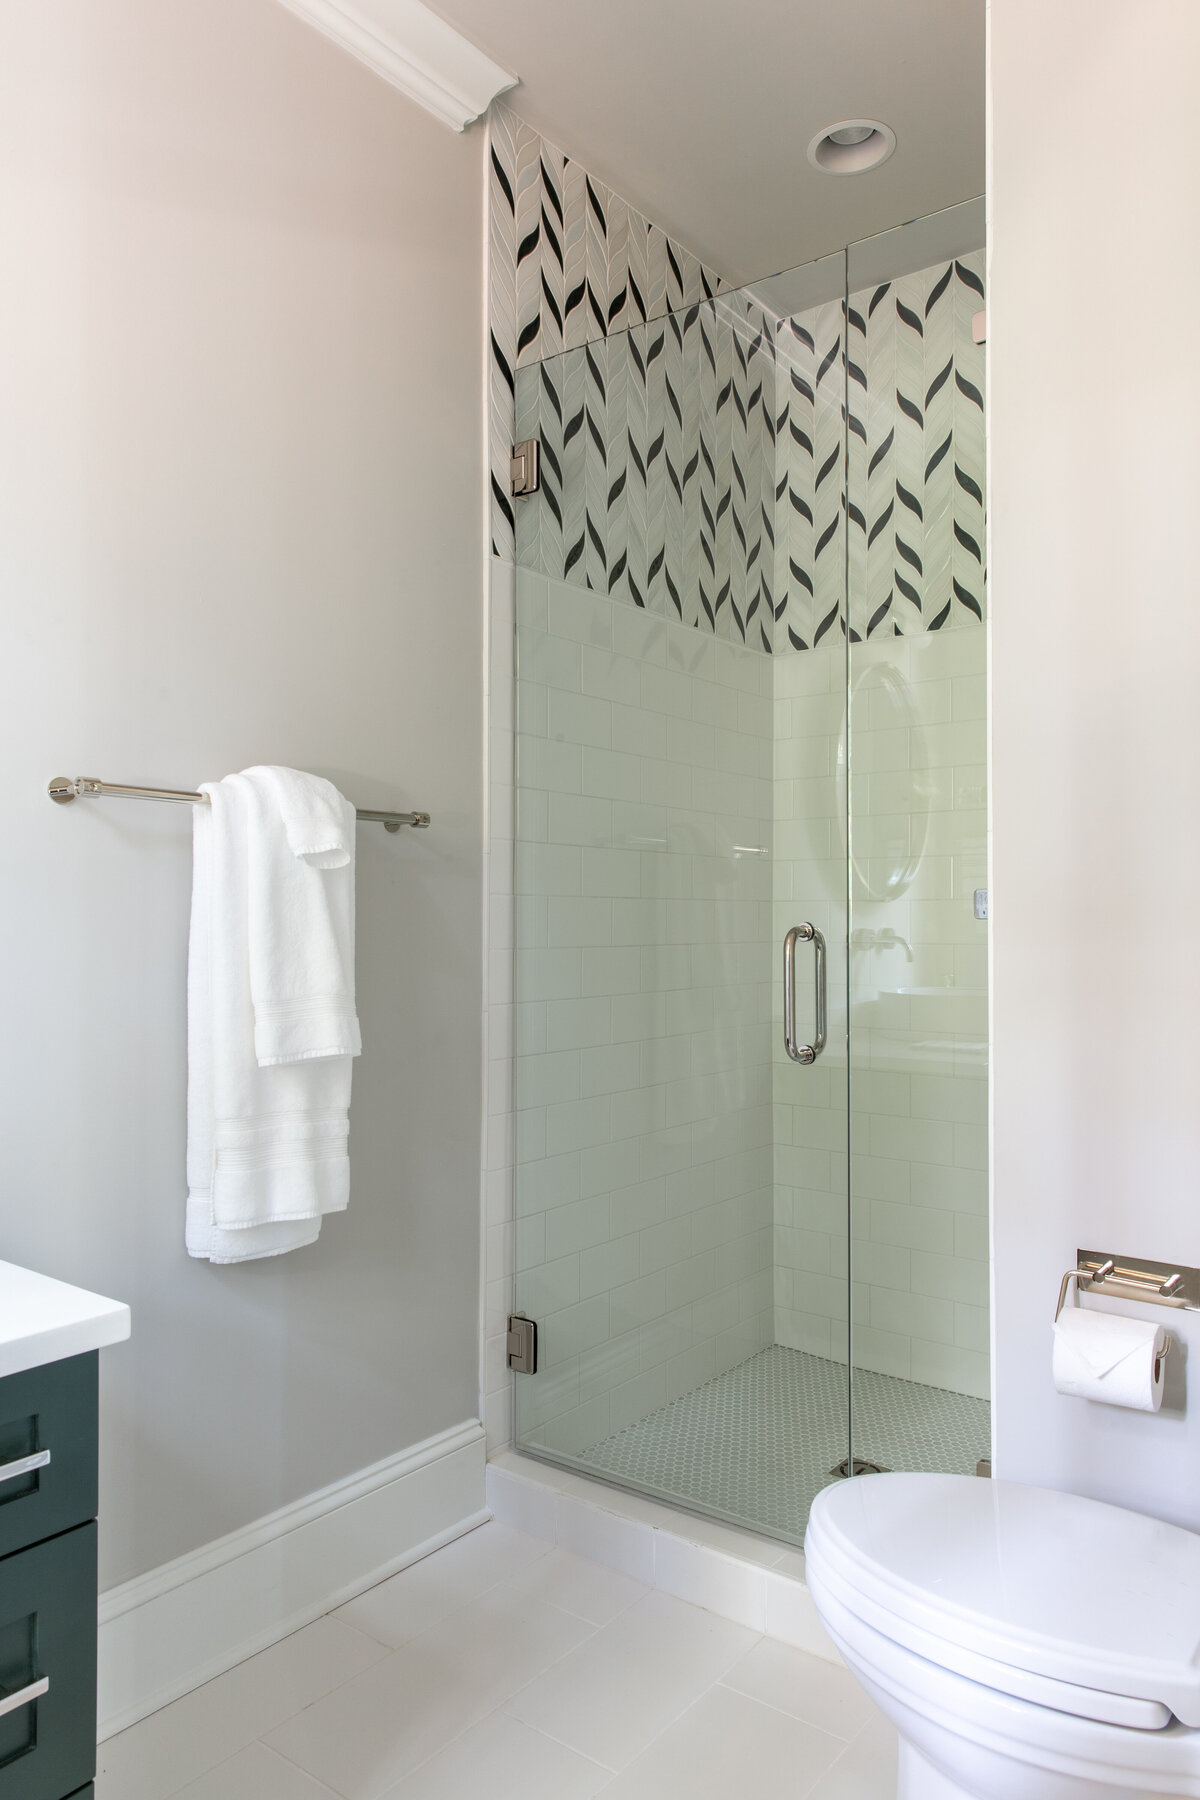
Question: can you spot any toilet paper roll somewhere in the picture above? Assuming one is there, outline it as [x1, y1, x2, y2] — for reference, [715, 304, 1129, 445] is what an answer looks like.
[1052, 1307, 1167, 1412]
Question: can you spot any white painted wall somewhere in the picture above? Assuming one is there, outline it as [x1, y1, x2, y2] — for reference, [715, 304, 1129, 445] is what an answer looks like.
[0, 0, 485, 1583]
[990, 0, 1200, 1523]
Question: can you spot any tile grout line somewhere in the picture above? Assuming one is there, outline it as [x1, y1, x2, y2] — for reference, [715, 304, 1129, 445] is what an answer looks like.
[264, 1552, 619, 1800]
[712, 1672, 857, 1742]
[113, 1528, 558, 1800]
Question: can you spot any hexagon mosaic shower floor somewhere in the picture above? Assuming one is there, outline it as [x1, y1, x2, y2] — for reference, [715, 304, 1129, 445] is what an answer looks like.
[577, 1345, 991, 1542]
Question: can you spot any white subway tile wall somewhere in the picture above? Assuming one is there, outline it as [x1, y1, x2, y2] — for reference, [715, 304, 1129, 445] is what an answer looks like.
[772, 630, 989, 1398]
[488, 586, 989, 1460]
[507, 569, 775, 1458]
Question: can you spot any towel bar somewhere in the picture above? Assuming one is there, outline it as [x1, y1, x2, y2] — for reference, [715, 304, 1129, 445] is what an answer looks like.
[48, 776, 430, 832]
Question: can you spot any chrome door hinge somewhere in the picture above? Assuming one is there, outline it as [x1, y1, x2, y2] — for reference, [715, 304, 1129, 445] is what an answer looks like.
[510, 439, 540, 497]
[506, 1314, 538, 1374]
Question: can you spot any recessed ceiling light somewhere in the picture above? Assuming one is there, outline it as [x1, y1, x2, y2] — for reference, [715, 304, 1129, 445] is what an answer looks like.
[807, 120, 897, 175]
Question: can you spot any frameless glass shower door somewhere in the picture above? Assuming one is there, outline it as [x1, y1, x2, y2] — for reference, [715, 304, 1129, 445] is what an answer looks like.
[508, 207, 989, 1544]
[843, 206, 991, 1480]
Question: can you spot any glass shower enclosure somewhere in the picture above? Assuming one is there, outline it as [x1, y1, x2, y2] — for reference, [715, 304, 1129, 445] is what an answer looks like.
[509, 201, 989, 1544]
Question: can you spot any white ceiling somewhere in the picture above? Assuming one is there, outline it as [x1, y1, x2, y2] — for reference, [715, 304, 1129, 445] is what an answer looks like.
[429, 0, 985, 285]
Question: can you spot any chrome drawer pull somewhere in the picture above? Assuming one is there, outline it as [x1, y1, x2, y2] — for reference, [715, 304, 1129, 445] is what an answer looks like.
[0, 1450, 50, 1485]
[0, 1676, 48, 1718]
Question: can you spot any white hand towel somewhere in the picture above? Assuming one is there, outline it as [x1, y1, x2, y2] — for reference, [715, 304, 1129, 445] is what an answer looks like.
[186, 769, 360, 1264]
[240, 767, 361, 1068]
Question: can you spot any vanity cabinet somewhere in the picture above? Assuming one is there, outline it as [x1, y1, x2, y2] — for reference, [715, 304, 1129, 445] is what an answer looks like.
[0, 1353, 101, 1800]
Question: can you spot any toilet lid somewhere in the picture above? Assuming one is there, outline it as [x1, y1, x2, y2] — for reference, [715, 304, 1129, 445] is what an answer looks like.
[806, 1474, 1200, 1727]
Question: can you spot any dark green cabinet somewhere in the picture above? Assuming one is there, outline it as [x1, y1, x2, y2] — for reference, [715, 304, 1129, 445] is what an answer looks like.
[0, 1356, 97, 1561]
[0, 1356, 99, 1800]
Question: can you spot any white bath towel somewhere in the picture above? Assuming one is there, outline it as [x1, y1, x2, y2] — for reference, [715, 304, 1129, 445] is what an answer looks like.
[186, 768, 361, 1264]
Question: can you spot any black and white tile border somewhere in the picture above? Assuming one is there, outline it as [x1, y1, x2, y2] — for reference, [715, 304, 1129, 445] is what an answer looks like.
[489, 102, 724, 565]
[489, 103, 986, 652]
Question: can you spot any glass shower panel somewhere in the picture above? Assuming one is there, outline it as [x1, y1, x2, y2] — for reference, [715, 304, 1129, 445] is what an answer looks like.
[765, 255, 854, 1503]
[510, 257, 852, 1542]
[844, 203, 991, 1478]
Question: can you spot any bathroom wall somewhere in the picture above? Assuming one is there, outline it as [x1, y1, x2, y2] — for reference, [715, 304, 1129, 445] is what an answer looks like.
[512, 299, 786, 651]
[0, 0, 485, 1583]
[505, 568, 774, 1458]
[990, 0, 1200, 1525]
[488, 103, 725, 567]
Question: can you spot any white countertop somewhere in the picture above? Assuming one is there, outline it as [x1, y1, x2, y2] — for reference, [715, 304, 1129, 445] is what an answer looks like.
[0, 1259, 130, 1378]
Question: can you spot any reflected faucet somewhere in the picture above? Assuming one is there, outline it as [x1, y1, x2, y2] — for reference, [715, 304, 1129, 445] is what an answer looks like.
[852, 926, 913, 962]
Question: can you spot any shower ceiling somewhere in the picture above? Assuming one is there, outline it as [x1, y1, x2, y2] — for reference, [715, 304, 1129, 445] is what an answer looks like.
[428, 0, 984, 282]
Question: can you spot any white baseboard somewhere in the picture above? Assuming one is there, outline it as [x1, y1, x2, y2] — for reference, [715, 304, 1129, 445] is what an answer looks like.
[99, 1419, 487, 1739]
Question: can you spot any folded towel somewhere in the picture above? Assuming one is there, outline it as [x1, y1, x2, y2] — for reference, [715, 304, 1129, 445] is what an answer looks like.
[186, 769, 361, 1264]
[241, 767, 361, 1067]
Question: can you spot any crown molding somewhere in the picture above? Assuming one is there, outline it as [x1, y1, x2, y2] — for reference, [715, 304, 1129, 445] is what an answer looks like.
[277, 0, 517, 130]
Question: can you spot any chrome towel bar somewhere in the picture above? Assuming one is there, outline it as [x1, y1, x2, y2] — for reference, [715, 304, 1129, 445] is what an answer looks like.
[48, 776, 430, 832]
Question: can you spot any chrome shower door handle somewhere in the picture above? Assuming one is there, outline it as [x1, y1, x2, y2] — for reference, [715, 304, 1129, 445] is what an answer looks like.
[784, 923, 827, 1064]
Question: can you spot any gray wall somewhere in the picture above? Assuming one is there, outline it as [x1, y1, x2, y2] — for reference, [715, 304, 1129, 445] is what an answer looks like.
[990, 0, 1200, 1526]
[0, 0, 485, 1584]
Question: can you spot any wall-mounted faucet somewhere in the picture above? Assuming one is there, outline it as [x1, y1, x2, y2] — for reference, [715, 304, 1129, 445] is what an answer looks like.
[852, 926, 913, 962]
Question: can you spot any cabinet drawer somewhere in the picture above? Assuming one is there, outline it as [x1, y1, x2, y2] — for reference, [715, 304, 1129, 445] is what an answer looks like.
[0, 1356, 97, 1559]
[0, 1523, 96, 1800]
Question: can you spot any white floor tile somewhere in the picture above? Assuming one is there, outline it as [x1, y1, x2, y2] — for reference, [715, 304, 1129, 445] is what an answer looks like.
[808, 1709, 900, 1800]
[171, 1741, 341, 1798]
[721, 1638, 880, 1739]
[264, 1583, 596, 1799]
[96, 1617, 388, 1800]
[334, 1522, 550, 1648]
[597, 1683, 848, 1799]
[505, 1589, 759, 1771]
[378, 1711, 610, 1800]
[495, 1547, 648, 1625]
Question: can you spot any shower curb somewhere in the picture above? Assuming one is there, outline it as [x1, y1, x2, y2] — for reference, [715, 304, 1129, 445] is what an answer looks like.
[485, 1451, 842, 1662]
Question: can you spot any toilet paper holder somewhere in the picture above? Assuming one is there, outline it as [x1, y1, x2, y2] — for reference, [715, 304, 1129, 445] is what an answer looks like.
[1056, 1251, 1198, 1379]
[1055, 1250, 1200, 1321]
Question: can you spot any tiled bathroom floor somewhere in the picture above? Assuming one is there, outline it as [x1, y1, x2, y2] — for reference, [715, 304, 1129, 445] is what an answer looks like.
[96, 1521, 896, 1800]
[578, 1344, 991, 1541]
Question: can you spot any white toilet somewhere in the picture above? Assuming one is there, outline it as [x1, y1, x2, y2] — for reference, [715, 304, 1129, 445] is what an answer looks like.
[805, 1472, 1200, 1800]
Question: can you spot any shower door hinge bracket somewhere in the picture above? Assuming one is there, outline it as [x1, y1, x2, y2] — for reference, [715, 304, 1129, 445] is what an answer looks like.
[506, 1314, 538, 1374]
[510, 439, 540, 497]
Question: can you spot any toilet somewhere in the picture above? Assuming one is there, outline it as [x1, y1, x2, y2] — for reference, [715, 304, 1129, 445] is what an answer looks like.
[805, 1472, 1200, 1800]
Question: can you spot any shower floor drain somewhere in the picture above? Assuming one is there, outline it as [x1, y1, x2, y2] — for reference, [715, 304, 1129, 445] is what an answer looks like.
[829, 1456, 890, 1478]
